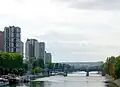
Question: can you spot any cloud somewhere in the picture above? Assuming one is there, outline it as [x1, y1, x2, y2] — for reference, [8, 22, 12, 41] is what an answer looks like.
[52, 0, 120, 10]
[34, 30, 120, 62]
[0, 0, 120, 62]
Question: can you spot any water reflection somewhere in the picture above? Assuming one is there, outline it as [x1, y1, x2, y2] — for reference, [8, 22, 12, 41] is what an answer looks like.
[105, 82, 119, 87]
[4, 72, 119, 87]
[6, 80, 119, 87]
[31, 82, 45, 87]
[29, 81, 119, 87]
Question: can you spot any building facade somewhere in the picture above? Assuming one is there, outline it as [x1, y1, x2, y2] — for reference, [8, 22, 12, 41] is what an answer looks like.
[20, 41, 24, 55]
[0, 31, 4, 52]
[25, 39, 52, 64]
[4, 26, 23, 54]
[25, 39, 39, 60]
[45, 52, 52, 64]
[39, 42, 45, 61]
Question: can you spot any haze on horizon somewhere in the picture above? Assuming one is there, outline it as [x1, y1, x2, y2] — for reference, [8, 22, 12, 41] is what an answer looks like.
[0, 0, 120, 62]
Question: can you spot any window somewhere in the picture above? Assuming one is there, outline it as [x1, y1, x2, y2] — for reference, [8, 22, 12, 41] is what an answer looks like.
[16, 48, 20, 53]
[16, 43, 20, 47]
[16, 33, 20, 37]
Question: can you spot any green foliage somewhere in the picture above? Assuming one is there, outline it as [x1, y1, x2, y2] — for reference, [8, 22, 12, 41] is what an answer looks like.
[0, 52, 24, 75]
[102, 63, 108, 76]
[32, 60, 38, 69]
[45, 63, 54, 69]
[114, 56, 120, 79]
[103, 55, 120, 79]
[32, 67, 43, 74]
[37, 58, 44, 68]
[54, 63, 59, 69]
[23, 63, 28, 70]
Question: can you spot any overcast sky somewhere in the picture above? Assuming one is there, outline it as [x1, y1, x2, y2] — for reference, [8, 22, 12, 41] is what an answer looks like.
[0, 0, 120, 62]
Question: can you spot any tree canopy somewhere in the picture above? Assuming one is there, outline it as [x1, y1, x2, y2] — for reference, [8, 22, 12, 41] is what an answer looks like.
[0, 52, 24, 75]
[103, 56, 120, 79]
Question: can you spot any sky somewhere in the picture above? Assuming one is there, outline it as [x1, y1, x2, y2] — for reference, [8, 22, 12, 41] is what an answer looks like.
[0, 0, 120, 62]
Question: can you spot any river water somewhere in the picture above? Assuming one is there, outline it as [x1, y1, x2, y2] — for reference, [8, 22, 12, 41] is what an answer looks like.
[5, 72, 118, 87]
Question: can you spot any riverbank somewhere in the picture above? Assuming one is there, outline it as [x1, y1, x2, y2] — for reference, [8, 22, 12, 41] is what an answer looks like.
[0, 73, 48, 85]
[105, 74, 120, 87]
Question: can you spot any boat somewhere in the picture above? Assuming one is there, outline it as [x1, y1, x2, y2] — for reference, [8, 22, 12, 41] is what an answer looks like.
[0, 81, 9, 86]
[0, 78, 9, 86]
[21, 76, 30, 83]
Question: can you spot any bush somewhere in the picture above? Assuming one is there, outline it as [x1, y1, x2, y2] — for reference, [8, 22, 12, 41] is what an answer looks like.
[32, 67, 43, 74]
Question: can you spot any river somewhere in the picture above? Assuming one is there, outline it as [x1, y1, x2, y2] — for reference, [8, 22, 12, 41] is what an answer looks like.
[5, 72, 118, 87]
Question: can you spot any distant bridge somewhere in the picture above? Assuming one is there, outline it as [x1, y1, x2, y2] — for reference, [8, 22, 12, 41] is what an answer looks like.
[44, 61, 103, 76]
[63, 61, 103, 76]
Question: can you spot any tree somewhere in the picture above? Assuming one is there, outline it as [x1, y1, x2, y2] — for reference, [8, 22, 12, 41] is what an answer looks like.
[54, 63, 59, 69]
[32, 60, 38, 69]
[32, 67, 43, 74]
[103, 56, 119, 79]
[23, 63, 28, 71]
[0, 52, 24, 75]
[114, 56, 120, 79]
[103, 56, 115, 77]
[37, 59, 44, 68]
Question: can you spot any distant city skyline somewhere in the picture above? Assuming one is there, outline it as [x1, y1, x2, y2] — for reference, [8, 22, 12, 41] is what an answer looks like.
[25, 39, 51, 64]
[0, 27, 52, 64]
[0, 0, 120, 62]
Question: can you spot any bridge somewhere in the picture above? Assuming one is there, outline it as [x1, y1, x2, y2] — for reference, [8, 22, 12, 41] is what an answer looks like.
[62, 61, 103, 76]
[44, 61, 103, 76]
[77, 66, 102, 76]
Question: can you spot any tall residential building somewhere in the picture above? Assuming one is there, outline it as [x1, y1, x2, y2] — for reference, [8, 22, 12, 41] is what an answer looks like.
[0, 31, 4, 52]
[39, 42, 45, 62]
[20, 41, 24, 55]
[4, 26, 23, 54]
[45, 52, 52, 64]
[25, 39, 39, 60]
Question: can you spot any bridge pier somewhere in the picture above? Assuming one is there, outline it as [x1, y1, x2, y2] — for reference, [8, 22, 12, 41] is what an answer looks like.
[98, 71, 101, 74]
[64, 72, 67, 77]
[86, 71, 89, 76]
